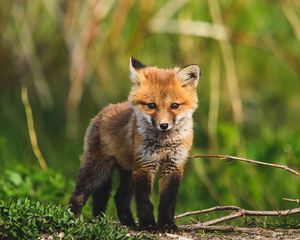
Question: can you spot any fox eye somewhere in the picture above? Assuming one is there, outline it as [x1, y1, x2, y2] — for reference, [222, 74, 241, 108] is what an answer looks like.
[147, 103, 156, 109]
[171, 103, 179, 110]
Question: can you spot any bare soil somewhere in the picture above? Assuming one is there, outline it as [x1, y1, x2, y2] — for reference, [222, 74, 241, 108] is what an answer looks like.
[133, 228, 300, 240]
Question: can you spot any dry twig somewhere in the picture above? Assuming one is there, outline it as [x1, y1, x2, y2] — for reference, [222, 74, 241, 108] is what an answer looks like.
[283, 198, 300, 204]
[189, 154, 300, 178]
[21, 86, 48, 171]
[180, 154, 300, 231]
[177, 206, 300, 228]
[175, 206, 241, 219]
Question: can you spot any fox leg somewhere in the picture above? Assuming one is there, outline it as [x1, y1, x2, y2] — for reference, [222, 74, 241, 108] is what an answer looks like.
[158, 165, 183, 230]
[114, 167, 136, 227]
[69, 122, 116, 216]
[133, 169, 156, 230]
[92, 176, 112, 217]
[69, 162, 113, 216]
[69, 164, 94, 216]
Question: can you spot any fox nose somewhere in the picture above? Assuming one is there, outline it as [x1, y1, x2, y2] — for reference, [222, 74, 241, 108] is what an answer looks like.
[159, 123, 169, 130]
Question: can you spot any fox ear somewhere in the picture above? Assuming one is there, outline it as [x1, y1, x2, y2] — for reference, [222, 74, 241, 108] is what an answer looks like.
[129, 57, 146, 84]
[176, 64, 201, 88]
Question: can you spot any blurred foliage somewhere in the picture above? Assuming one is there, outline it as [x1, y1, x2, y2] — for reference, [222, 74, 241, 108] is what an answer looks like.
[0, 0, 300, 225]
[0, 164, 73, 204]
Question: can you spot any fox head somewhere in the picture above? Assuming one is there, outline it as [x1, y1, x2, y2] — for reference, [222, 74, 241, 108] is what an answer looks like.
[128, 57, 200, 132]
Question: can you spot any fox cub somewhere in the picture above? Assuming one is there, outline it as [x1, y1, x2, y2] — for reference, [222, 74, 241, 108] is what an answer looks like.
[69, 57, 201, 230]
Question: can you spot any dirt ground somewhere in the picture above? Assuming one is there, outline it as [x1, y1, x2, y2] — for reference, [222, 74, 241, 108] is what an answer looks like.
[135, 228, 300, 240]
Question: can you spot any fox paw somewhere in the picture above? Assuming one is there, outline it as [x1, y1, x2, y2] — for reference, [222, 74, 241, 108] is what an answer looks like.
[138, 224, 158, 232]
[158, 223, 178, 232]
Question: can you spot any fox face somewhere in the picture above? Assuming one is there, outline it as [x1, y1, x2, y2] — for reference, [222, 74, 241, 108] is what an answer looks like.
[128, 57, 200, 132]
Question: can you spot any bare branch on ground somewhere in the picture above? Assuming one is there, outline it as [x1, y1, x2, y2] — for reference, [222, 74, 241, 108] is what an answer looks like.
[179, 154, 300, 233]
[175, 206, 241, 219]
[177, 206, 300, 228]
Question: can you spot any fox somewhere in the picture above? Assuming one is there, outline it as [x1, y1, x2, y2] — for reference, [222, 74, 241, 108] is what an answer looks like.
[69, 57, 201, 231]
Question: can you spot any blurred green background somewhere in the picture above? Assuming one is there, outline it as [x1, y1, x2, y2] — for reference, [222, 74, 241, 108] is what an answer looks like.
[0, 0, 299, 222]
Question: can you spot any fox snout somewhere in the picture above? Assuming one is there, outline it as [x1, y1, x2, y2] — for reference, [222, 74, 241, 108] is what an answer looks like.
[151, 118, 174, 132]
[159, 123, 169, 130]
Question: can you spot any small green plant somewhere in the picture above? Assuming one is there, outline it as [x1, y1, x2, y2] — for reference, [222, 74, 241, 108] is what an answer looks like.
[0, 198, 142, 240]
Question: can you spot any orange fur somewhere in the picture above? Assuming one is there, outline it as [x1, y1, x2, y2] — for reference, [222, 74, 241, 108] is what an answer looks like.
[129, 67, 198, 125]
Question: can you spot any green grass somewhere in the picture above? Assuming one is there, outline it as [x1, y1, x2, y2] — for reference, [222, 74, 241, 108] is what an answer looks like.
[0, 198, 143, 240]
